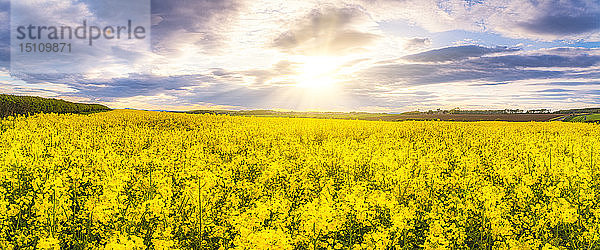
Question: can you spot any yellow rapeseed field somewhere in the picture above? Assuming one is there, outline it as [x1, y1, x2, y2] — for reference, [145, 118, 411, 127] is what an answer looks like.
[0, 110, 599, 249]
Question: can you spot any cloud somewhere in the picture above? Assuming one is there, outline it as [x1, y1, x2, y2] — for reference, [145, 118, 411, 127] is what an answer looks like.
[151, 0, 238, 31]
[7, 0, 153, 75]
[13, 72, 322, 111]
[541, 81, 600, 86]
[358, 63, 563, 87]
[518, 14, 600, 36]
[403, 37, 431, 51]
[241, 60, 299, 86]
[402, 45, 520, 62]
[354, 0, 600, 41]
[3, 0, 600, 112]
[539, 88, 573, 93]
[470, 82, 509, 86]
[151, 0, 241, 53]
[358, 47, 600, 87]
[0, 0, 9, 68]
[472, 54, 600, 68]
[586, 90, 600, 96]
[272, 7, 380, 55]
[488, 0, 600, 40]
[76, 74, 217, 98]
[105, 93, 242, 111]
[11, 72, 215, 99]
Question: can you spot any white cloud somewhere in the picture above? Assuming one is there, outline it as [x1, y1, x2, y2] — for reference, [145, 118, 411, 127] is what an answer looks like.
[10, 0, 153, 75]
[352, 0, 600, 41]
[3, 0, 600, 111]
[271, 6, 381, 56]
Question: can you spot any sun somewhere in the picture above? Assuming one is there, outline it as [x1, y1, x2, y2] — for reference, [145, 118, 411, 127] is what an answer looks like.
[270, 55, 353, 110]
[294, 56, 343, 89]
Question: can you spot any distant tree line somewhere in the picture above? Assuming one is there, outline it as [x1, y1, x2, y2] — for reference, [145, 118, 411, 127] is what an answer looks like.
[186, 109, 384, 119]
[408, 107, 600, 115]
[0, 94, 111, 117]
[415, 108, 546, 115]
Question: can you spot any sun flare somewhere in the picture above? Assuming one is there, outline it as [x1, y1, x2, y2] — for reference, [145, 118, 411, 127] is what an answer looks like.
[294, 56, 343, 89]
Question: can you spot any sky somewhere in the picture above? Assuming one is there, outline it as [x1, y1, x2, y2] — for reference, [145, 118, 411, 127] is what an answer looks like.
[0, 0, 599, 112]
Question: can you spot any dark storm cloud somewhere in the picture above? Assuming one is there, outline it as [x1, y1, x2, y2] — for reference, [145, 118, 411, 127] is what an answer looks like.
[402, 45, 520, 62]
[0, 0, 9, 68]
[515, 0, 600, 37]
[151, 0, 238, 32]
[9, 71, 291, 109]
[518, 14, 600, 36]
[471, 54, 600, 68]
[10, 63, 304, 107]
[77, 74, 217, 98]
[15, 73, 215, 99]
[358, 47, 600, 87]
[272, 7, 379, 55]
[362, 63, 563, 86]
[151, 0, 240, 52]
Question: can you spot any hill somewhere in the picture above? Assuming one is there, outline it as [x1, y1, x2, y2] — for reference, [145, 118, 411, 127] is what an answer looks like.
[563, 114, 600, 123]
[554, 108, 600, 114]
[554, 108, 600, 123]
[0, 94, 111, 117]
